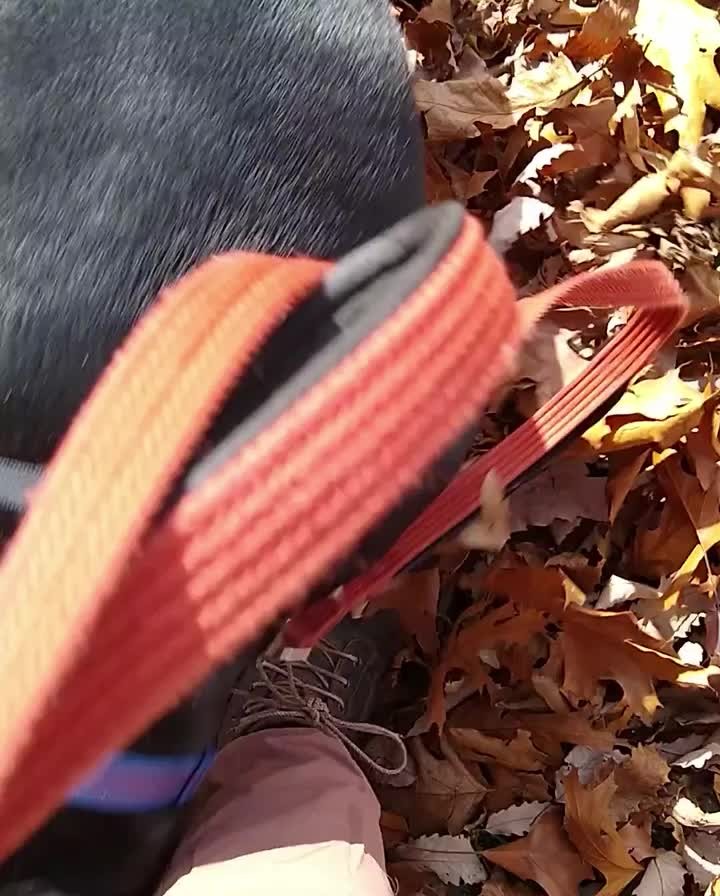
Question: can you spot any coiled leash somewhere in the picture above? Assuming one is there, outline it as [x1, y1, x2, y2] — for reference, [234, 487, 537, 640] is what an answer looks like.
[0, 203, 685, 859]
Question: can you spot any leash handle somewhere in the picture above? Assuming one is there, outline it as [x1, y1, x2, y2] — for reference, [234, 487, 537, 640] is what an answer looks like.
[0, 207, 521, 859]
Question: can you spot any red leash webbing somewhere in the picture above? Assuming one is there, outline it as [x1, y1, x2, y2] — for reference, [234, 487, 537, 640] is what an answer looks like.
[284, 261, 687, 646]
[0, 213, 521, 859]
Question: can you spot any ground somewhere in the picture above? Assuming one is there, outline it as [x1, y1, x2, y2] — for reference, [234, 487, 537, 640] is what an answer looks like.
[373, 2, 720, 894]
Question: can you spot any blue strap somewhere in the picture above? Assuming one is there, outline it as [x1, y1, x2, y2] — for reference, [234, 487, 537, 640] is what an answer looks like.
[67, 749, 215, 812]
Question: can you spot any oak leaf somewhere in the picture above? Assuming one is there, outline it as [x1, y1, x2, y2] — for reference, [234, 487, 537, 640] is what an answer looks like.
[449, 728, 549, 773]
[632, 850, 685, 896]
[581, 370, 706, 454]
[371, 570, 440, 655]
[483, 808, 592, 896]
[561, 605, 718, 721]
[564, 771, 643, 896]
[379, 738, 487, 837]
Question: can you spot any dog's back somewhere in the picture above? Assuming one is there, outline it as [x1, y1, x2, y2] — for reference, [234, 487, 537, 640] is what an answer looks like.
[0, 0, 423, 460]
[0, 1, 423, 893]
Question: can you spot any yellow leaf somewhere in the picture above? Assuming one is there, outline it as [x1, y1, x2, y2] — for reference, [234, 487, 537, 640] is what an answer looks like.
[484, 808, 592, 896]
[633, 0, 720, 147]
[581, 370, 707, 453]
[564, 771, 643, 896]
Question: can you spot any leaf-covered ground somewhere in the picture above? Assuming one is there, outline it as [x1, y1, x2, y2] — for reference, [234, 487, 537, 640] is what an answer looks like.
[374, 2, 720, 894]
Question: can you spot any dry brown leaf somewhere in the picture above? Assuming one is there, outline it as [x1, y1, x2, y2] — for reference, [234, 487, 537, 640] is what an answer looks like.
[485, 801, 550, 836]
[514, 322, 591, 408]
[683, 830, 720, 888]
[483, 808, 592, 896]
[394, 834, 486, 886]
[429, 600, 548, 729]
[388, 862, 448, 896]
[382, 811, 410, 849]
[509, 457, 606, 531]
[682, 264, 720, 328]
[561, 605, 718, 721]
[581, 370, 707, 454]
[566, 0, 639, 58]
[371, 570, 440, 655]
[612, 745, 670, 820]
[632, 850, 686, 896]
[607, 448, 649, 522]
[564, 771, 643, 896]
[615, 745, 670, 794]
[415, 77, 518, 141]
[619, 816, 656, 862]
[449, 728, 549, 772]
[480, 566, 585, 613]
[418, 0, 454, 26]
[379, 737, 487, 837]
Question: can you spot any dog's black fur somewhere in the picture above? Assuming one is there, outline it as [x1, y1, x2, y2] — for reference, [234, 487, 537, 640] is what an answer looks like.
[0, 0, 423, 461]
[0, 1, 424, 893]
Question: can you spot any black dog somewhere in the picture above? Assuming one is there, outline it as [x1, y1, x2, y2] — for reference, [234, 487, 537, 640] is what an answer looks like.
[0, 1, 424, 893]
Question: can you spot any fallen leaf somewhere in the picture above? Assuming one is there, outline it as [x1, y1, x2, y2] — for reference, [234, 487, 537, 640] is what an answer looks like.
[394, 834, 486, 886]
[483, 808, 593, 896]
[596, 575, 659, 610]
[382, 811, 410, 849]
[566, 0, 639, 58]
[581, 370, 707, 454]
[684, 831, 720, 888]
[480, 880, 535, 896]
[607, 448, 649, 522]
[507, 53, 587, 117]
[371, 570, 441, 655]
[633, 0, 720, 147]
[449, 728, 549, 772]
[514, 325, 592, 408]
[619, 816, 656, 862]
[564, 771, 643, 896]
[682, 265, 720, 328]
[415, 77, 518, 141]
[489, 197, 555, 255]
[561, 605, 718, 722]
[418, 0, 454, 26]
[485, 801, 550, 836]
[673, 796, 720, 830]
[613, 745, 670, 820]
[582, 170, 678, 233]
[457, 470, 511, 552]
[388, 862, 448, 896]
[672, 729, 720, 769]
[379, 738, 487, 836]
[632, 850, 686, 896]
[429, 600, 548, 729]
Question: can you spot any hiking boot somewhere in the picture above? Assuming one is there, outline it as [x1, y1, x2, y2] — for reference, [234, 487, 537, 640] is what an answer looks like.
[221, 611, 408, 776]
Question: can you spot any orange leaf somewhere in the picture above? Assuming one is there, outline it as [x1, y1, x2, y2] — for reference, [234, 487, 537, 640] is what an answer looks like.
[483, 808, 592, 896]
[560, 605, 718, 722]
[371, 570, 440, 655]
[564, 771, 642, 896]
[449, 728, 550, 772]
[429, 600, 548, 729]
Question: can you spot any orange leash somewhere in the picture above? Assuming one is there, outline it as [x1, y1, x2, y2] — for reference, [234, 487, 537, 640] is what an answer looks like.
[0, 209, 685, 858]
